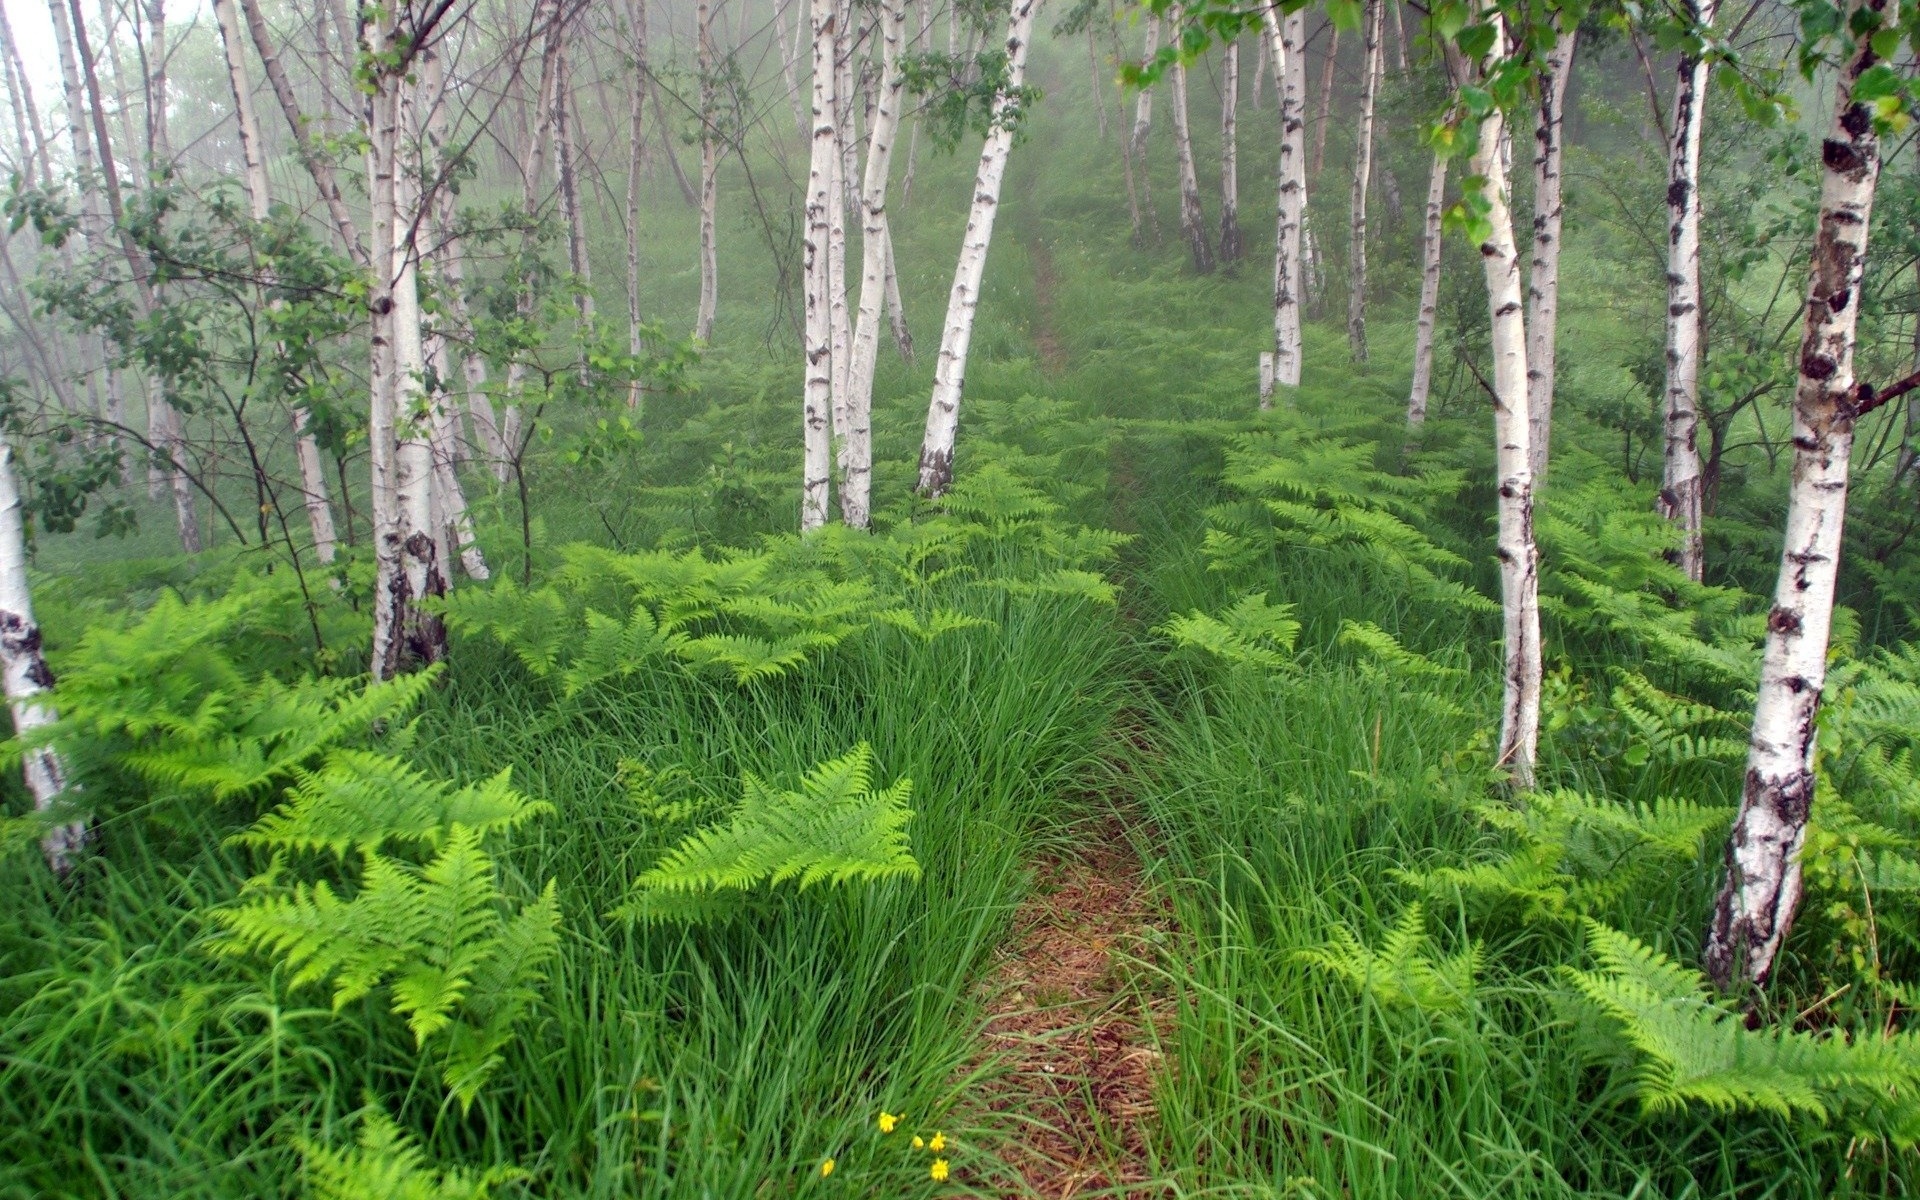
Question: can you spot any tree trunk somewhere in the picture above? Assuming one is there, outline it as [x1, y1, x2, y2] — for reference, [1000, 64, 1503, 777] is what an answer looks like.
[842, 0, 907, 528]
[1407, 149, 1447, 428]
[0, 437, 83, 871]
[1167, 9, 1215, 275]
[800, 0, 837, 530]
[1310, 23, 1338, 180]
[1525, 27, 1577, 484]
[915, 0, 1037, 497]
[775, 0, 809, 141]
[553, 47, 593, 324]
[501, 0, 565, 470]
[1090, 28, 1108, 141]
[694, 0, 720, 341]
[1703, 23, 1880, 992]
[1129, 14, 1160, 245]
[1656, 3, 1713, 581]
[1347, 0, 1382, 362]
[1261, 6, 1306, 392]
[1219, 38, 1242, 264]
[627, 0, 650, 409]
[883, 227, 912, 361]
[212, 0, 339, 566]
[1469, 18, 1541, 791]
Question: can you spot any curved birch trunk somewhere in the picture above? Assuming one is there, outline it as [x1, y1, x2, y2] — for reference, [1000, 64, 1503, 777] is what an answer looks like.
[695, 0, 719, 341]
[915, 0, 1037, 497]
[1347, 0, 1383, 362]
[842, 0, 907, 528]
[1525, 27, 1576, 484]
[1656, 2, 1714, 581]
[1702, 25, 1881, 991]
[1219, 39, 1242, 265]
[1407, 149, 1447, 429]
[800, 0, 837, 530]
[1261, 6, 1306, 393]
[213, 0, 338, 566]
[1470, 19, 1540, 790]
[0, 438, 83, 871]
[1167, 9, 1215, 275]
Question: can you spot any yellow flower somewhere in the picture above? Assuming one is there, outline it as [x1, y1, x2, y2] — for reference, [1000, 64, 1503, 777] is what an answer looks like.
[929, 1132, 946, 1152]
[878, 1112, 900, 1134]
[911, 1136, 925, 1150]
[819, 1158, 835, 1178]
[930, 1158, 950, 1182]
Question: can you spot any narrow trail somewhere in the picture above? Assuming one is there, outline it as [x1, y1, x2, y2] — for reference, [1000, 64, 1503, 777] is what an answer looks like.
[967, 228, 1171, 1198]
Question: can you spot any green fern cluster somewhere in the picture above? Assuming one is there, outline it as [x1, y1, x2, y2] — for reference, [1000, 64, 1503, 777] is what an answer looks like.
[214, 753, 557, 1110]
[1158, 592, 1301, 671]
[1567, 923, 1920, 1142]
[296, 1109, 525, 1200]
[613, 743, 918, 925]
[1297, 903, 1482, 1014]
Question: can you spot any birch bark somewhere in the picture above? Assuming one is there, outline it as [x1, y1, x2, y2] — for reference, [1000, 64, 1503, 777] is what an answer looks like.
[915, 0, 1037, 496]
[695, 0, 720, 341]
[1167, 8, 1215, 274]
[1129, 14, 1159, 244]
[627, 0, 650, 409]
[1347, 0, 1383, 362]
[1261, 6, 1306, 391]
[1703, 22, 1881, 991]
[842, 0, 907, 528]
[1656, 0, 1715, 581]
[1525, 27, 1577, 484]
[0, 437, 83, 871]
[1219, 38, 1242, 264]
[1469, 18, 1541, 790]
[801, 0, 837, 529]
[1407, 150, 1447, 428]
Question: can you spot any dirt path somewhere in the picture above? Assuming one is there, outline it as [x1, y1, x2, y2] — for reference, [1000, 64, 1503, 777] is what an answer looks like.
[1030, 239, 1068, 376]
[971, 815, 1170, 1198]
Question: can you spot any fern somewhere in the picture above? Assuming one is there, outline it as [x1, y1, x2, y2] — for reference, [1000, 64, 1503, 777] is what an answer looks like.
[234, 751, 547, 858]
[614, 743, 918, 924]
[1565, 923, 1920, 1140]
[297, 1109, 524, 1200]
[871, 607, 996, 642]
[1296, 903, 1481, 1013]
[1338, 620, 1464, 678]
[1159, 592, 1301, 671]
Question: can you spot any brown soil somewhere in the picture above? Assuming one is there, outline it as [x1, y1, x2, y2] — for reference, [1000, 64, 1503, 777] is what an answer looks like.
[970, 818, 1171, 1198]
[1030, 239, 1068, 376]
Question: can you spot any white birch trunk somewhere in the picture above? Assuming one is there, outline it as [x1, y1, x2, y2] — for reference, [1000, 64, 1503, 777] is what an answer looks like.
[1470, 19, 1541, 790]
[213, 0, 339, 566]
[695, 0, 719, 341]
[627, 0, 650, 409]
[1129, 14, 1159, 244]
[1703, 25, 1881, 991]
[1525, 27, 1577, 484]
[800, 0, 837, 530]
[0, 437, 83, 871]
[553, 49, 592, 324]
[842, 0, 907, 528]
[775, 0, 809, 141]
[883, 226, 912, 361]
[367, 11, 404, 674]
[1261, 8, 1306, 390]
[1407, 149, 1447, 428]
[915, 0, 1037, 496]
[1656, 3, 1714, 581]
[1347, 0, 1383, 363]
[1219, 38, 1241, 264]
[1167, 9, 1215, 275]
[1310, 25, 1338, 180]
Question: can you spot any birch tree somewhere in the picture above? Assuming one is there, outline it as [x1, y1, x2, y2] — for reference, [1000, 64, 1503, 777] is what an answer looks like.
[1465, 13, 1541, 789]
[801, 0, 837, 529]
[842, 0, 908, 528]
[1219, 37, 1242, 264]
[1348, 0, 1384, 362]
[1655, 0, 1715, 581]
[1167, 6, 1215, 274]
[915, 0, 1039, 497]
[211, 0, 340, 567]
[1406, 147, 1447, 428]
[695, 0, 721, 341]
[0, 436, 83, 872]
[1260, 5, 1307, 398]
[1702, 12, 1898, 990]
[1524, 25, 1576, 483]
[1128, 13, 1160, 244]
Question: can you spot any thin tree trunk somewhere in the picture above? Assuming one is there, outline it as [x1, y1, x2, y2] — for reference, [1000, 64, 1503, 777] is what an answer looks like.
[1469, 17, 1540, 790]
[694, 0, 719, 340]
[1310, 23, 1338, 179]
[1656, 4, 1713, 581]
[775, 0, 809, 140]
[1219, 38, 1242, 265]
[212, 0, 338, 566]
[1090, 28, 1108, 141]
[501, 0, 564, 469]
[1407, 150, 1447, 428]
[0, 436, 83, 872]
[1262, 6, 1306, 393]
[1525, 27, 1577, 484]
[627, 0, 649, 409]
[915, 0, 1037, 497]
[1703, 21, 1880, 992]
[1389, 0, 1408, 74]
[1167, 9, 1214, 275]
[801, 0, 838, 530]
[1129, 14, 1160, 245]
[1347, 0, 1382, 362]
[842, 0, 907, 528]
[553, 47, 593, 323]
[235, 0, 367, 265]
[883, 227, 912, 361]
